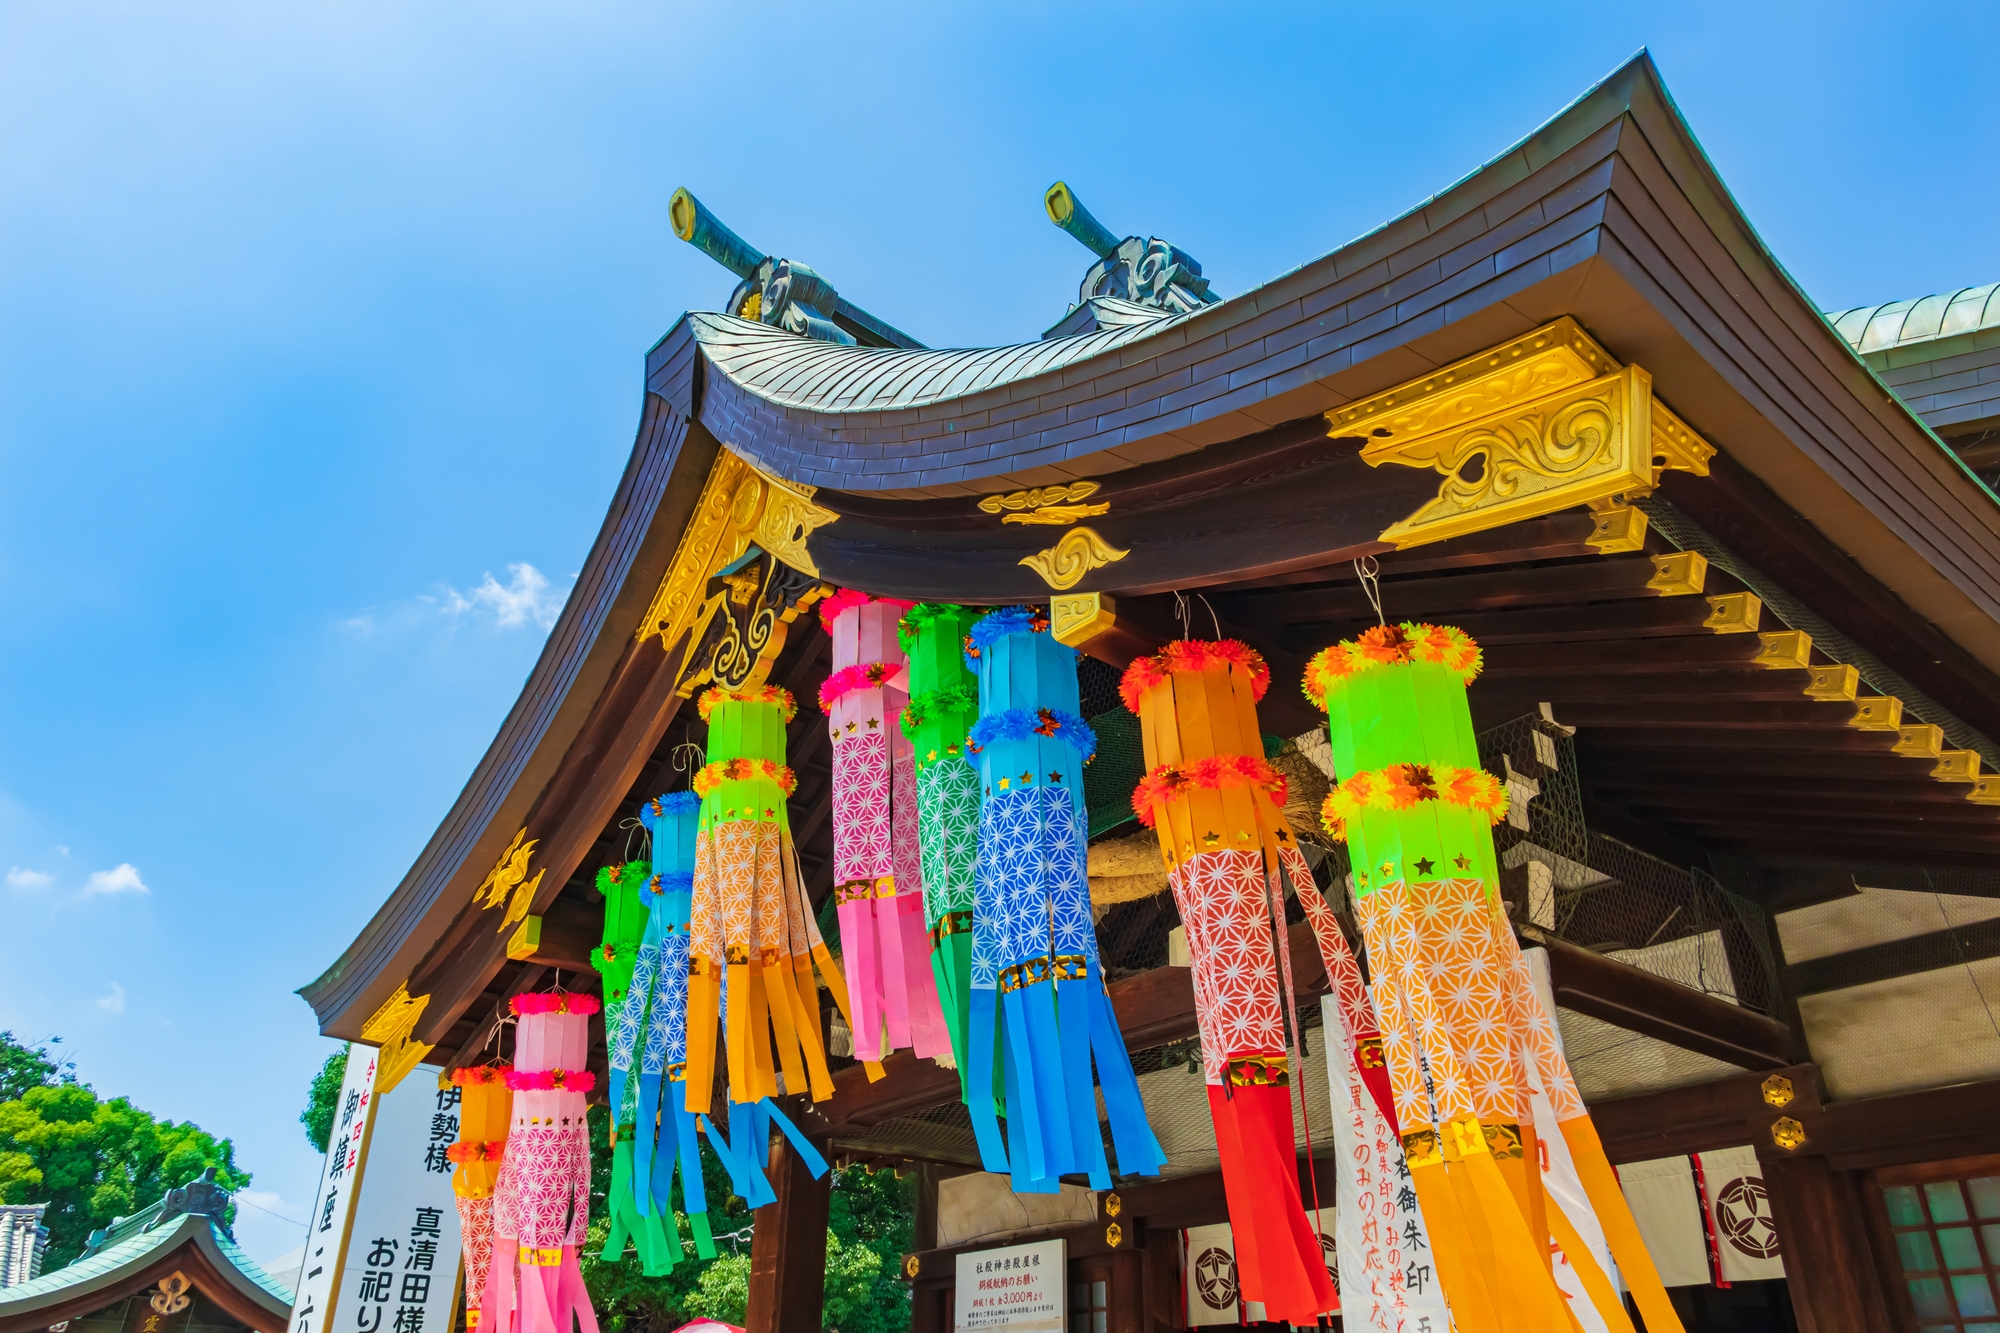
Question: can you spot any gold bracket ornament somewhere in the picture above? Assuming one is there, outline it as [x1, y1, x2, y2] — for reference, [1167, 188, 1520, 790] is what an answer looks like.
[360, 981, 433, 1095]
[1051, 591, 1118, 647]
[638, 448, 836, 656]
[1019, 527, 1129, 591]
[1332, 317, 1715, 549]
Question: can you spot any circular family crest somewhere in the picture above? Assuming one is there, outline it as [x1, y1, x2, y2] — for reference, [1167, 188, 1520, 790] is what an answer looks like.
[1193, 1247, 1239, 1310]
[1715, 1176, 1781, 1259]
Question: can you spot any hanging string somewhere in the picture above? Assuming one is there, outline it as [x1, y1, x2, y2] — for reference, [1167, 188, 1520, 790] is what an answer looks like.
[619, 815, 645, 864]
[1352, 555, 1385, 626]
[1196, 592, 1222, 640]
[1173, 590, 1191, 639]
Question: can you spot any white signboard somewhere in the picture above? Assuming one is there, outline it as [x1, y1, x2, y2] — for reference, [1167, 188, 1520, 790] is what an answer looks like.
[954, 1237, 1065, 1333]
[334, 1064, 464, 1333]
[289, 1045, 380, 1333]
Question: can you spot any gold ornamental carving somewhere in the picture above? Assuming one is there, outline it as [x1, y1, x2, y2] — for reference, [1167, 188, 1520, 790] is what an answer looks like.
[979, 481, 1108, 526]
[637, 448, 835, 656]
[360, 981, 433, 1095]
[1019, 527, 1129, 592]
[476, 827, 545, 930]
[152, 1273, 193, 1316]
[1334, 318, 1715, 549]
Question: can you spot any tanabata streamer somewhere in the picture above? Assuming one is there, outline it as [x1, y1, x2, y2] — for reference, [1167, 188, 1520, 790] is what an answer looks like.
[486, 992, 599, 1333]
[1306, 622, 1678, 1333]
[448, 1066, 512, 1331]
[964, 606, 1163, 1192]
[1119, 639, 1335, 1324]
[819, 589, 950, 1064]
[609, 793, 717, 1265]
[592, 861, 650, 1031]
[685, 685, 878, 1124]
[897, 603, 983, 1093]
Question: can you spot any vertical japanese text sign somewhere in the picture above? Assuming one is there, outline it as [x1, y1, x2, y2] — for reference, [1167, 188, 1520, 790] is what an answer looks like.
[338, 1064, 465, 1333]
[289, 1045, 380, 1333]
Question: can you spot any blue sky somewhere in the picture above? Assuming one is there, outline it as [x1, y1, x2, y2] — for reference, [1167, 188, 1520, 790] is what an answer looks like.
[1, 0, 1993, 1271]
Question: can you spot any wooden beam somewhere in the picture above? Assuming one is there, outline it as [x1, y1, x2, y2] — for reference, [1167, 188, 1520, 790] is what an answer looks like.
[1479, 634, 1782, 677]
[1229, 550, 1692, 628]
[1532, 930, 1791, 1069]
[1609, 791, 2000, 827]
[1764, 1154, 1897, 1333]
[1588, 1063, 1811, 1163]
[1416, 595, 1732, 647]
[1786, 915, 2000, 996]
[519, 898, 598, 971]
[1591, 773, 1982, 807]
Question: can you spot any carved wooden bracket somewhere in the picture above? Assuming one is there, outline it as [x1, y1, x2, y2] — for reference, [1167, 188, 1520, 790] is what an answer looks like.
[1333, 317, 1715, 549]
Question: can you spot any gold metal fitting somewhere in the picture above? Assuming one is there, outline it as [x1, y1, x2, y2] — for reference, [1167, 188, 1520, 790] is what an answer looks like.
[1893, 724, 1945, 760]
[1702, 592, 1762, 634]
[1804, 664, 1859, 701]
[1647, 550, 1708, 595]
[1761, 1074, 1794, 1108]
[1753, 630, 1813, 671]
[1849, 696, 1905, 731]
[1771, 1116, 1808, 1151]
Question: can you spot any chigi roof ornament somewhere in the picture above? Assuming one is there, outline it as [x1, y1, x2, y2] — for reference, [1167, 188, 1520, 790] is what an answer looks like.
[1042, 180, 1220, 336]
[668, 186, 924, 349]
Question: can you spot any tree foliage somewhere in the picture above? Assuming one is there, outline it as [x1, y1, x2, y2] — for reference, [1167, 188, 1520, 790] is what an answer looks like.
[0, 1031, 75, 1103]
[578, 1104, 914, 1333]
[0, 1032, 251, 1270]
[300, 1048, 349, 1154]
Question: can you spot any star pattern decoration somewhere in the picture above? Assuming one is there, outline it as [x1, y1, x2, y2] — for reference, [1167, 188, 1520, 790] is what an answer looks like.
[1453, 854, 1471, 870]
[917, 758, 980, 917]
[1169, 847, 1286, 1083]
[1414, 857, 1436, 876]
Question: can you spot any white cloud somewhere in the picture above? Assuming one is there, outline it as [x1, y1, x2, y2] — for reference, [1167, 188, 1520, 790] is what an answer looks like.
[338, 561, 570, 638]
[7, 866, 53, 889]
[445, 563, 567, 630]
[96, 981, 127, 1013]
[82, 863, 150, 896]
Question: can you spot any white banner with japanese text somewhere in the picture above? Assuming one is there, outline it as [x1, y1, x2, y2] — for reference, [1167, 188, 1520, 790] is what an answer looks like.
[287, 1045, 379, 1333]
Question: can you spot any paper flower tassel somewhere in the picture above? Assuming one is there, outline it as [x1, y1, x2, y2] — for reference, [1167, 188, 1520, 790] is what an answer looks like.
[485, 992, 600, 1333]
[1118, 639, 1335, 1323]
[447, 1066, 512, 1331]
[1306, 623, 1683, 1333]
[686, 685, 875, 1131]
[963, 607, 1164, 1193]
[818, 590, 951, 1063]
[897, 603, 983, 1092]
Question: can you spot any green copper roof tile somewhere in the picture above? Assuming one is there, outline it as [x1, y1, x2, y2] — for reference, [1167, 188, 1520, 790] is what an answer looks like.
[1827, 284, 2000, 353]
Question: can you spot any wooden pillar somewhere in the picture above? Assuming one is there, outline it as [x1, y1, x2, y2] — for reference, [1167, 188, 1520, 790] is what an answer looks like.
[914, 1163, 940, 1253]
[1762, 1153, 1894, 1333]
[746, 1137, 831, 1333]
[1138, 1224, 1181, 1333]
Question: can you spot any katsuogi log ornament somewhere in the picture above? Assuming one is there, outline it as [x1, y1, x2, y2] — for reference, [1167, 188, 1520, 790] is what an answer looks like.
[448, 1065, 512, 1331]
[1306, 623, 1682, 1333]
[487, 992, 599, 1333]
[684, 685, 874, 1127]
[1120, 639, 1335, 1325]
[819, 589, 950, 1063]
[964, 606, 1163, 1192]
[898, 602, 984, 1088]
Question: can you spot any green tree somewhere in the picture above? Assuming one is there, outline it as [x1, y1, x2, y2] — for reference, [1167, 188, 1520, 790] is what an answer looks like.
[300, 1048, 349, 1153]
[0, 1082, 250, 1269]
[0, 1031, 75, 1102]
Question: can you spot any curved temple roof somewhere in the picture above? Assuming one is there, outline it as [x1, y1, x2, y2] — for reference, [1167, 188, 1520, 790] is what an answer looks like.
[687, 299, 1188, 415]
[1827, 284, 2000, 354]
